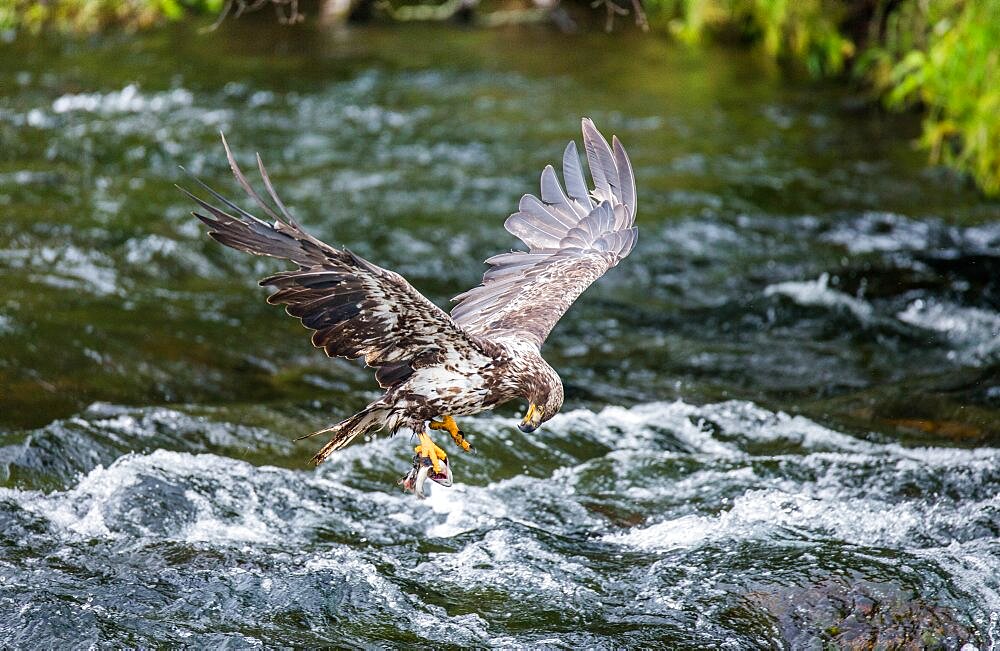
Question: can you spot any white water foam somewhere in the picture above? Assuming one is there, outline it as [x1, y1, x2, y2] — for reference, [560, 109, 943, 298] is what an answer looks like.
[1, 450, 343, 544]
[52, 85, 194, 116]
[3, 398, 997, 642]
[764, 273, 874, 322]
[0, 244, 121, 296]
[821, 211, 934, 254]
[897, 298, 1000, 364]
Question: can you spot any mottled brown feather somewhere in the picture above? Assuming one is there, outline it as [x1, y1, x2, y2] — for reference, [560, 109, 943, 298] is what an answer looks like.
[181, 143, 486, 390]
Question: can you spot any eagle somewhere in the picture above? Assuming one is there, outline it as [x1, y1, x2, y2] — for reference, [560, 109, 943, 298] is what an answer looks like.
[182, 118, 638, 496]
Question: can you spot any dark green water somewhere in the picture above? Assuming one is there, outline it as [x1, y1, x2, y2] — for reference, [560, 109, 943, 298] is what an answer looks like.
[1, 20, 998, 648]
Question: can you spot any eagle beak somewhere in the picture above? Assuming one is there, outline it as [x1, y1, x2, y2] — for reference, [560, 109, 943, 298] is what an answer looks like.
[518, 403, 543, 433]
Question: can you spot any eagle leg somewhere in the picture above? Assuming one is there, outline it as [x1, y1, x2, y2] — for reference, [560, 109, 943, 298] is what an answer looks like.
[399, 422, 453, 498]
[430, 415, 474, 454]
[414, 430, 448, 474]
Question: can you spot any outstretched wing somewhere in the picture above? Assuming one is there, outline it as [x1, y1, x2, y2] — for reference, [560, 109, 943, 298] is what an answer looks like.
[450, 118, 638, 348]
[182, 135, 484, 389]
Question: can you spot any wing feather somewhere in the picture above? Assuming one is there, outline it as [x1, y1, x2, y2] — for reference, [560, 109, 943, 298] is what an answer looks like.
[613, 135, 636, 214]
[184, 138, 485, 388]
[562, 141, 593, 211]
[505, 211, 563, 250]
[540, 165, 583, 225]
[582, 117, 621, 204]
[451, 119, 638, 347]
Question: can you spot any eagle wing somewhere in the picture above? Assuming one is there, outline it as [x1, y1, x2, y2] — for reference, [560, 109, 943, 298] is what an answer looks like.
[183, 136, 484, 389]
[450, 118, 638, 348]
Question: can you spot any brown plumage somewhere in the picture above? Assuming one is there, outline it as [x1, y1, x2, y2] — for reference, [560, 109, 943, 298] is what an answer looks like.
[182, 118, 638, 494]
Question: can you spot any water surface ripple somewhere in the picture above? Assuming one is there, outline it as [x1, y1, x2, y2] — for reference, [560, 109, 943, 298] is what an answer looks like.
[0, 22, 998, 648]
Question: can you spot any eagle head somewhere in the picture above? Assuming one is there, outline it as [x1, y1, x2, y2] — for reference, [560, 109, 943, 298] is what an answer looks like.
[518, 369, 564, 433]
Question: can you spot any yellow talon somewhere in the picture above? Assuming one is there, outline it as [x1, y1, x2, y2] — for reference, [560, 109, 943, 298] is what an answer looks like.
[430, 415, 473, 453]
[415, 431, 447, 474]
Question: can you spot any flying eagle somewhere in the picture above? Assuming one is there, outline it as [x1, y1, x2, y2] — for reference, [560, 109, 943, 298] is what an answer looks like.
[182, 118, 637, 496]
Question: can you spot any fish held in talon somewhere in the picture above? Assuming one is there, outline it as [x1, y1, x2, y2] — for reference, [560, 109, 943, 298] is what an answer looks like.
[182, 118, 638, 495]
[399, 451, 453, 499]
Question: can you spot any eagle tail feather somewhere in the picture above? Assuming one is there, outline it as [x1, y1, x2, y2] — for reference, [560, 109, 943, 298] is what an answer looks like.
[306, 405, 388, 465]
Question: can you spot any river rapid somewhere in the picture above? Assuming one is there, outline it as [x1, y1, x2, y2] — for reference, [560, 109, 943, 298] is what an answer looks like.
[1, 21, 998, 648]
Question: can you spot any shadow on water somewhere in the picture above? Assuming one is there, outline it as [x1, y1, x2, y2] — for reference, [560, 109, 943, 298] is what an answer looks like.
[0, 18, 998, 647]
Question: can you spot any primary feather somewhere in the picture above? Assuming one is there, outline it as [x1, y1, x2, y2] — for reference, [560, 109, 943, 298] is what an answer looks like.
[451, 117, 638, 347]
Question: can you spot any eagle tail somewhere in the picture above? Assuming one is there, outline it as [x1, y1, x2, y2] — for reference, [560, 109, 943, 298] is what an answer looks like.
[304, 405, 389, 465]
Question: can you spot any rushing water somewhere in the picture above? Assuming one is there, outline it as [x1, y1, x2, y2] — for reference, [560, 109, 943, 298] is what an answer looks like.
[1, 20, 999, 648]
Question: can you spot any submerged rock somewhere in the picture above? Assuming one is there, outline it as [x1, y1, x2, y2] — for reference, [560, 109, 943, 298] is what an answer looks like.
[746, 579, 978, 650]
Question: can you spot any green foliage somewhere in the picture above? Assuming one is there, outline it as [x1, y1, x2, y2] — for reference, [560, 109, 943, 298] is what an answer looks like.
[732, 0, 854, 76]
[883, 0, 1000, 195]
[642, 0, 854, 75]
[0, 0, 224, 32]
[641, 0, 1000, 196]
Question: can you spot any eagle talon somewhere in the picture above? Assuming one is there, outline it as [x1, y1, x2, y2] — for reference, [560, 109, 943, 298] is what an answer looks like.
[454, 429, 475, 454]
[399, 452, 452, 498]
[426, 455, 453, 487]
[430, 415, 474, 454]
[413, 430, 448, 473]
[398, 429, 453, 498]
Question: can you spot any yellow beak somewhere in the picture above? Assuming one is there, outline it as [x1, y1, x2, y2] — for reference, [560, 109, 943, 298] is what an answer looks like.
[519, 403, 543, 433]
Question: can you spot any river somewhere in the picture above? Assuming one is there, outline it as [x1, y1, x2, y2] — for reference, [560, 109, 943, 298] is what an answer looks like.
[1, 20, 998, 648]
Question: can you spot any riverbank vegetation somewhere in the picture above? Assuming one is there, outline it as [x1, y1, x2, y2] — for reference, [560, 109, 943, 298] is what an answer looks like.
[0, 0, 220, 32]
[2, 0, 997, 196]
[653, 0, 1000, 196]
